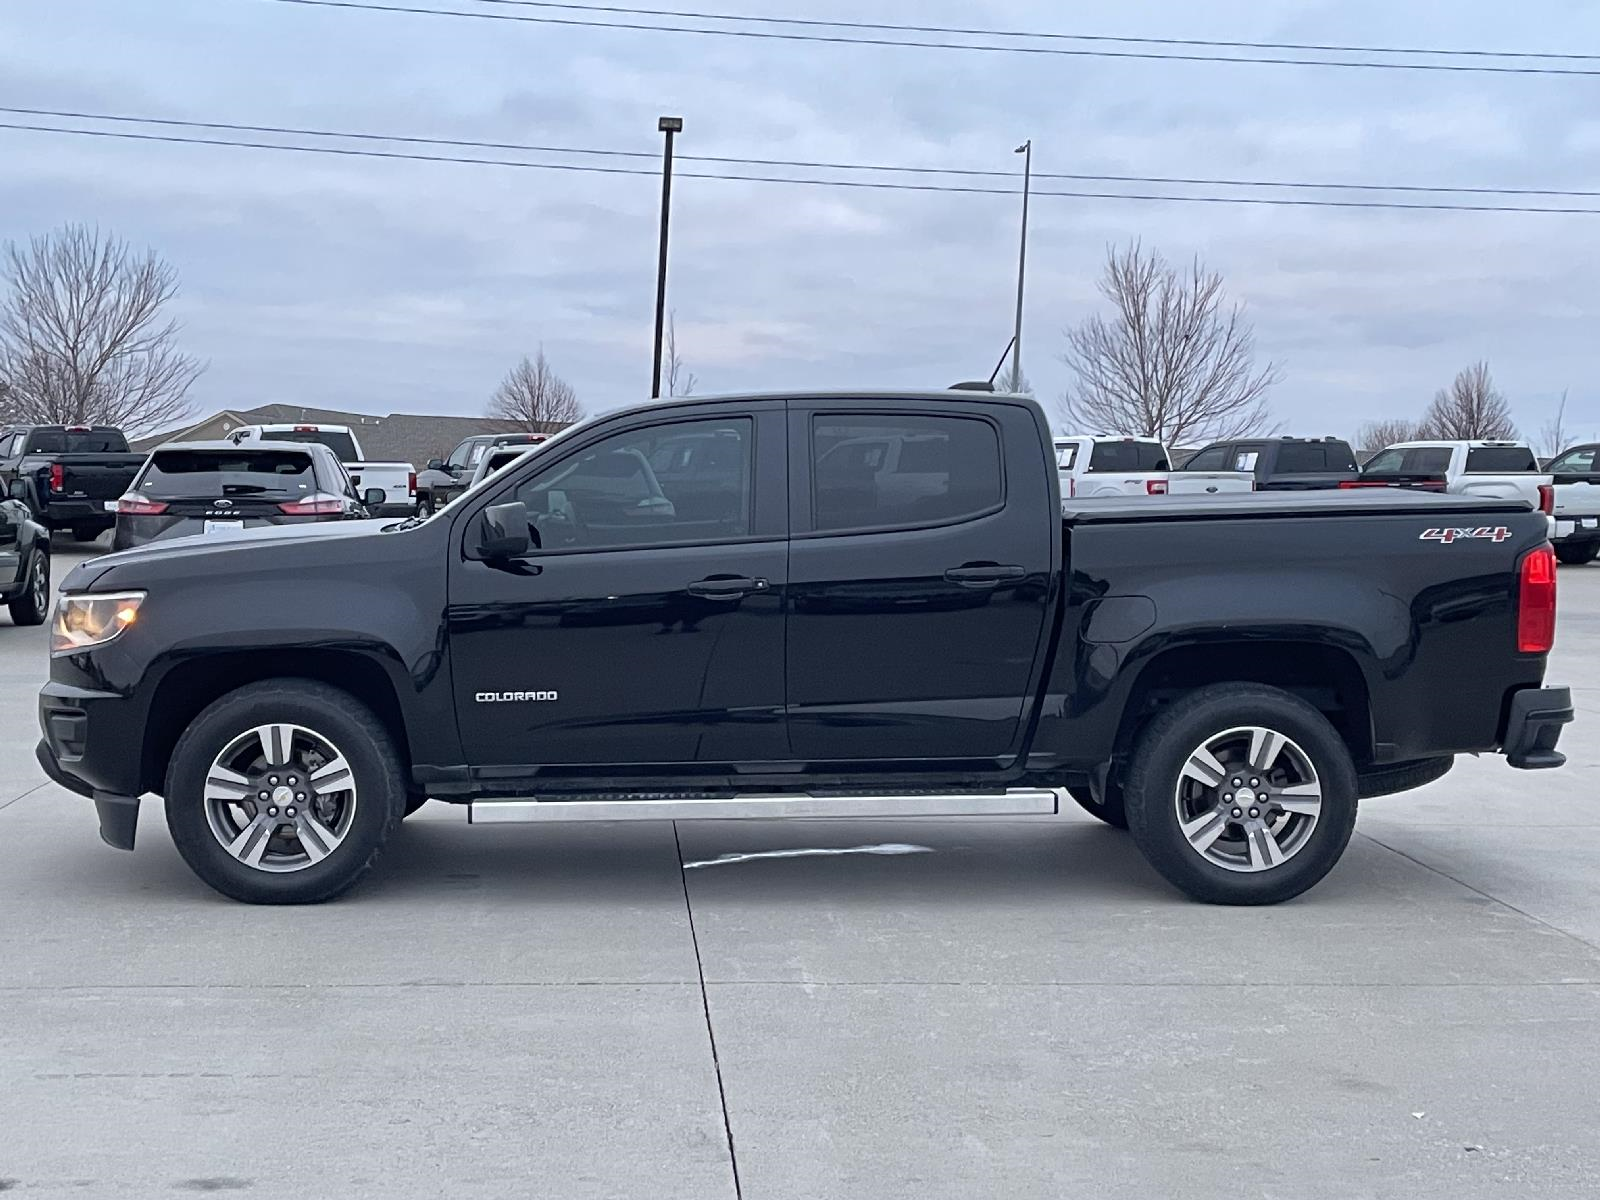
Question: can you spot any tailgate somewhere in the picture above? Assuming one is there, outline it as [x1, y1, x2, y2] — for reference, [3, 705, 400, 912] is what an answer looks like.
[1167, 471, 1254, 495]
[1553, 476, 1600, 517]
[58, 457, 144, 500]
[346, 462, 412, 499]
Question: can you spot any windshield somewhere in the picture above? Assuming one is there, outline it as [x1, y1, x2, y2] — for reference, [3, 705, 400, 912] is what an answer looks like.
[137, 449, 318, 498]
[24, 428, 129, 454]
[257, 428, 360, 461]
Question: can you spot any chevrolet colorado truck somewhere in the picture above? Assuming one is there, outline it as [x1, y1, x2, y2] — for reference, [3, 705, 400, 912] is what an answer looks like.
[37, 390, 1572, 907]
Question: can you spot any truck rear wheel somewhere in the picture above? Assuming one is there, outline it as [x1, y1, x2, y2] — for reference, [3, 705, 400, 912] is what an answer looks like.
[1555, 542, 1599, 566]
[164, 680, 406, 904]
[1123, 684, 1358, 905]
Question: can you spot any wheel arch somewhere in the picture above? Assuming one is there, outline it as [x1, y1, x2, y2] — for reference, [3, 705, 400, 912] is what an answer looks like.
[142, 652, 412, 795]
[1112, 640, 1374, 775]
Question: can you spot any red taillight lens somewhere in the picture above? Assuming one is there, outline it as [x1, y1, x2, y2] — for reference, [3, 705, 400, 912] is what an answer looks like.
[49, 463, 64, 492]
[1538, 483, 1555, 515]
[116, 495, 168, 516]
[407, 471, 417, 496]
[277, 495, 344, 515]
[1146, 478, 1169, 495]
[1518, 545, 1557, 654]
[1067, 477, 1076, 499]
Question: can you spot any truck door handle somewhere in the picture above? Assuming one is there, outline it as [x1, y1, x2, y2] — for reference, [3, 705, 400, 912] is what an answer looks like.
[687, 575, 769, 598]
[944, 564, 1026, 586]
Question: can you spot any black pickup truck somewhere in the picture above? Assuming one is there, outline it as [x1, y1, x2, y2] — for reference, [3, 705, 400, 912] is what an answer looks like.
[0, 424, 146, 542]
[37, 390, 1571, 906]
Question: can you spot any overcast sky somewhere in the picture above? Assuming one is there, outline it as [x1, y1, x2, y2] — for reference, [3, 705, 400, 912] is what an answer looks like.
[4, 0, 1599, 442]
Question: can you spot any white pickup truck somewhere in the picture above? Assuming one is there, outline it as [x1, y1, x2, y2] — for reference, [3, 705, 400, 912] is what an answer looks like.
[1543, 443, 1600, 564]
[1054, 435, 1255, 500]
[1355, 439, 1554, 530]
[227, 423, 415, 516]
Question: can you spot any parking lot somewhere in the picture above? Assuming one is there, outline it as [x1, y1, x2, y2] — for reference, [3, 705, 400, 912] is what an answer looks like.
[1, 543, 1597, 1199]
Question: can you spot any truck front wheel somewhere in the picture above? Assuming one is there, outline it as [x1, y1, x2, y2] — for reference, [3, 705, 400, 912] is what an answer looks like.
[164, 680, 406, 904]
[1123, 684, 1358, 905]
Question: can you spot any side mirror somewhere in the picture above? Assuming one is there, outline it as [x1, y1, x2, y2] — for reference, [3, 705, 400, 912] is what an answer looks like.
[363, 488, 387, 508]
[478, 501, 531, 559]
[427, 458, 445, 472]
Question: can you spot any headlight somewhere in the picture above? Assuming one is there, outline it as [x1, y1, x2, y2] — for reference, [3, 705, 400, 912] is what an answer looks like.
[52, 592, 146, 654]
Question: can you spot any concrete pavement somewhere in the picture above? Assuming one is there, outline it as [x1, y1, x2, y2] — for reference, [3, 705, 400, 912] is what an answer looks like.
[3, 543, 1599, 1198]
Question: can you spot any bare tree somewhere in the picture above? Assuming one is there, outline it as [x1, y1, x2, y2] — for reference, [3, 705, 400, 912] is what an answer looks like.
[0, 223, 203, 434]
[665, 310, 697, 397]
[1057, 242, 1278, 446]
[1356, 418, 1422, 451]
[1538, 390, 1571, 459]
[487, 348, 581, 430]
[1418, 361, 1515, 440]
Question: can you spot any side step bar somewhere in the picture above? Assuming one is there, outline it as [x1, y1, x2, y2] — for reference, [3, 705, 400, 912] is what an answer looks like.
[468, 788, 1064, 824]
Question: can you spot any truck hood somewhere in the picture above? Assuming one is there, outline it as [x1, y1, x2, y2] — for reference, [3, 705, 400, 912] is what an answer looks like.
[62, 517, 416, 591]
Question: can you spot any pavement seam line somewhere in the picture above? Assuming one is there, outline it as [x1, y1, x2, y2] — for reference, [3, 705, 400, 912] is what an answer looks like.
[0, 779, 49, 814]
[1358, 829, 1600, 956]
[673, 820, 744, 1200]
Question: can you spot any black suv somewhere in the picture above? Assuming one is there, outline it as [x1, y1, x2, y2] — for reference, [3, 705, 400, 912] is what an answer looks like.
[1180, 437, 1360, 490]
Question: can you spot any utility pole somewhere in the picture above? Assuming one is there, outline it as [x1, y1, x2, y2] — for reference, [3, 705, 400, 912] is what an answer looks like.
[651, 116, 683, 399]
[1011, 139, 1031, 393]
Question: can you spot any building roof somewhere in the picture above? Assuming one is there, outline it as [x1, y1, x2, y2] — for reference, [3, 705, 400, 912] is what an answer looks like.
[135, 404, 557, 467]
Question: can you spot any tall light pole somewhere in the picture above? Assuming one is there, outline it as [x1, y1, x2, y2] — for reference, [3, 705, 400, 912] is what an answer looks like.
[1011, 139, 1031, 393]
[651, 116, 683, 399]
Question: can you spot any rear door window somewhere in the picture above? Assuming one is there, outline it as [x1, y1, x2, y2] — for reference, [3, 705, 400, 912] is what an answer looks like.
[137, 449, 319, 498]
[1087, 440, 1167, 471]
[1465, 446, 1539, 473]
[1182, 445, 1230, 470]
[1274, 443, 1327, 473]
[813, 414, 1002, 532]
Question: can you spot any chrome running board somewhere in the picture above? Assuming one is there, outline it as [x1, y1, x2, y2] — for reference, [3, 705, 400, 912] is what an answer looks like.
[467, 788, 1064, 824]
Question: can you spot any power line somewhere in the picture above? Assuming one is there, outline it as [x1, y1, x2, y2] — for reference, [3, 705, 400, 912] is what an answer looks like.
[7, 104, 1600, 199]
[262, 0, 1600, 76]
[9, 119, 1600, 213]
[452, 0, 1600, 63]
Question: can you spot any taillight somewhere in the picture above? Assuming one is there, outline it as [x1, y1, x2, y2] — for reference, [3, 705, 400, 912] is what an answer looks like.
[277, 494, 344, 515]
[116, 494, 168, 516]
[407, 471, 417, 497]
[1146, 478, 1168, 495]
[1067, 477, 1076, 499]
[1518, 545, 1556, 654]
[1538, 484, 1554, 515]
[49, 463, 64, 492]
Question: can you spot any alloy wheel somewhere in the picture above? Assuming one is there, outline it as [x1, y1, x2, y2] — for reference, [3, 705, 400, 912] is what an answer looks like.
[203, 723, 358, 873]
[1172, 725, 1322, 873]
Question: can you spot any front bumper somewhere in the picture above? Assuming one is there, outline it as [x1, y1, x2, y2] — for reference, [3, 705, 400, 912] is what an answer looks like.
[36, 739, 140, 850]
[1503, 685, 1573, 769]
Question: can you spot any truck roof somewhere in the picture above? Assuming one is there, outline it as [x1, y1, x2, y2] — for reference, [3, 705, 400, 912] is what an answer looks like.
[1383, 439, 1533, 449]
[1062, 489, 1534, 523]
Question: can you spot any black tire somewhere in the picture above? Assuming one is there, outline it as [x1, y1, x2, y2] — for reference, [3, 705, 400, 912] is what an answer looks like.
[7, 550, 49, 626]
[416, 497, 434, 519]
[402, 793, 430, 818]
[1123, 683, 1358, 905]
[1357, 756, 1453, 799]
[1555, 542, 1599, 566]
[164, 679, 406, 904]
[70, 522, 106, 543]
[1068, 783, 1128, 829]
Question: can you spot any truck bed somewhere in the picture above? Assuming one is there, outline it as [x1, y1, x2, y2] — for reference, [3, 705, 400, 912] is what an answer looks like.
[1062, 489, 1532, 523]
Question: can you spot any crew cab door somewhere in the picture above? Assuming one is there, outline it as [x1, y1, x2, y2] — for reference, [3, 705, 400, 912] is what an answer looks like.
[785, 399, 1055, 761]
[447, 402, 788, 768]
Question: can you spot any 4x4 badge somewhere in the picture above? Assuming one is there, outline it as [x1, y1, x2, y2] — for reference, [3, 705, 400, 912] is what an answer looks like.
[1420, 526, 1513, 544]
